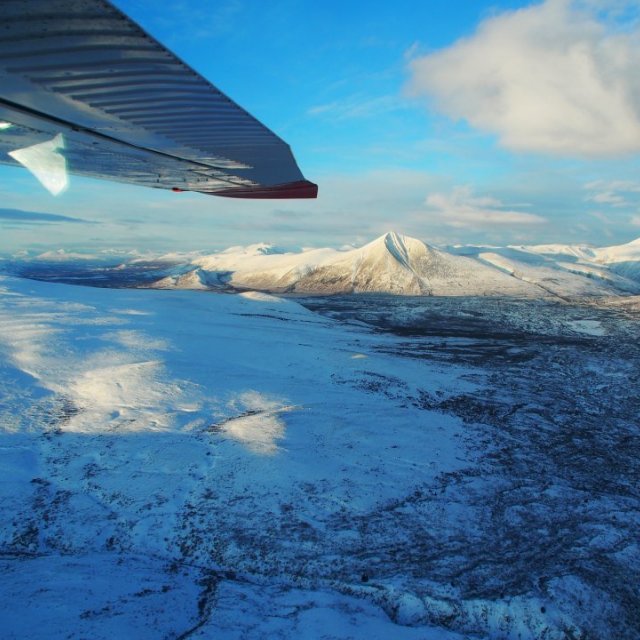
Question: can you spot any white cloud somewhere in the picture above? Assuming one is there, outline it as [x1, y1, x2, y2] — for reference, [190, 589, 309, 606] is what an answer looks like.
[588, 191, 628, 206]
[584, 179, 640, 208]
[407, 0, 640, 157]
[584, 180, 640, 192]
[423, 186, 547, 227]
[589, 210, 613, 223]
[308, 95, 403, 120]
[575, 0, 640, 18]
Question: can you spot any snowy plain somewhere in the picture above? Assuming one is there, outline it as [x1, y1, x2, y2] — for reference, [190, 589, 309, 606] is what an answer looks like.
[0, 242, 639, 638]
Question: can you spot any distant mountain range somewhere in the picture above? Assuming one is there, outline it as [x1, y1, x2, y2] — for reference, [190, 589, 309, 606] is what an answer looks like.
[147, 231, 640, 299]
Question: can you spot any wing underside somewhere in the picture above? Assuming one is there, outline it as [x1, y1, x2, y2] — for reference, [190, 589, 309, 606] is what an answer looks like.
[0, 0, 317, 199]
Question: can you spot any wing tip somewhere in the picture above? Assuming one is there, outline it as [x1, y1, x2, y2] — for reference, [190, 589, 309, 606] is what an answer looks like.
[211, 179, 318, 199]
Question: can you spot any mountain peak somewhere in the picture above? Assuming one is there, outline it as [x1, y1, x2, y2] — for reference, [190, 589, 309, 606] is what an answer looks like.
[371, 230, 407, 245]
[382, 231, 411, 267]
[362, 231, 432, 268]
[221, 242, 284, 257]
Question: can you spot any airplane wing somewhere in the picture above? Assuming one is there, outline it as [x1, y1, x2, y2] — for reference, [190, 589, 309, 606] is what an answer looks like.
[0, 0, 317, 199]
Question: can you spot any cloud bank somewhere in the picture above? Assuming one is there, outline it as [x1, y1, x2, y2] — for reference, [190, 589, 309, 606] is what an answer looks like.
[408, 0, 640, 157]
[0, 208, 93, 225]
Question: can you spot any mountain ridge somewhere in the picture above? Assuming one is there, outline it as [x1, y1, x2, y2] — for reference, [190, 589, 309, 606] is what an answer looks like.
[149, 231, 640, 298]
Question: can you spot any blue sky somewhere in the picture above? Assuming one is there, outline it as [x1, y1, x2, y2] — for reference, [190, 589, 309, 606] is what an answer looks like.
[2, 0, 640, 253]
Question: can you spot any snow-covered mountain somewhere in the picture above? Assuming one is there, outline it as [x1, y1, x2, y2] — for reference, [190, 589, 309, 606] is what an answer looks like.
[1, 274, 638, 639]
[151, 231, 640, 298]
[499, 237, 640, 285]
[286, 233, 530, 296]
[523, 236, 640, 265]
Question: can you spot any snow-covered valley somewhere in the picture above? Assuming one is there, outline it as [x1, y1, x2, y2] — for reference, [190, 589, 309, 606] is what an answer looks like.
[0, 265, 638, 639]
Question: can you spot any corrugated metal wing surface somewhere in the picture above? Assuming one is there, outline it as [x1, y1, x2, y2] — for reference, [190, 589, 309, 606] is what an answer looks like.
[0, 0, 317, 198]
